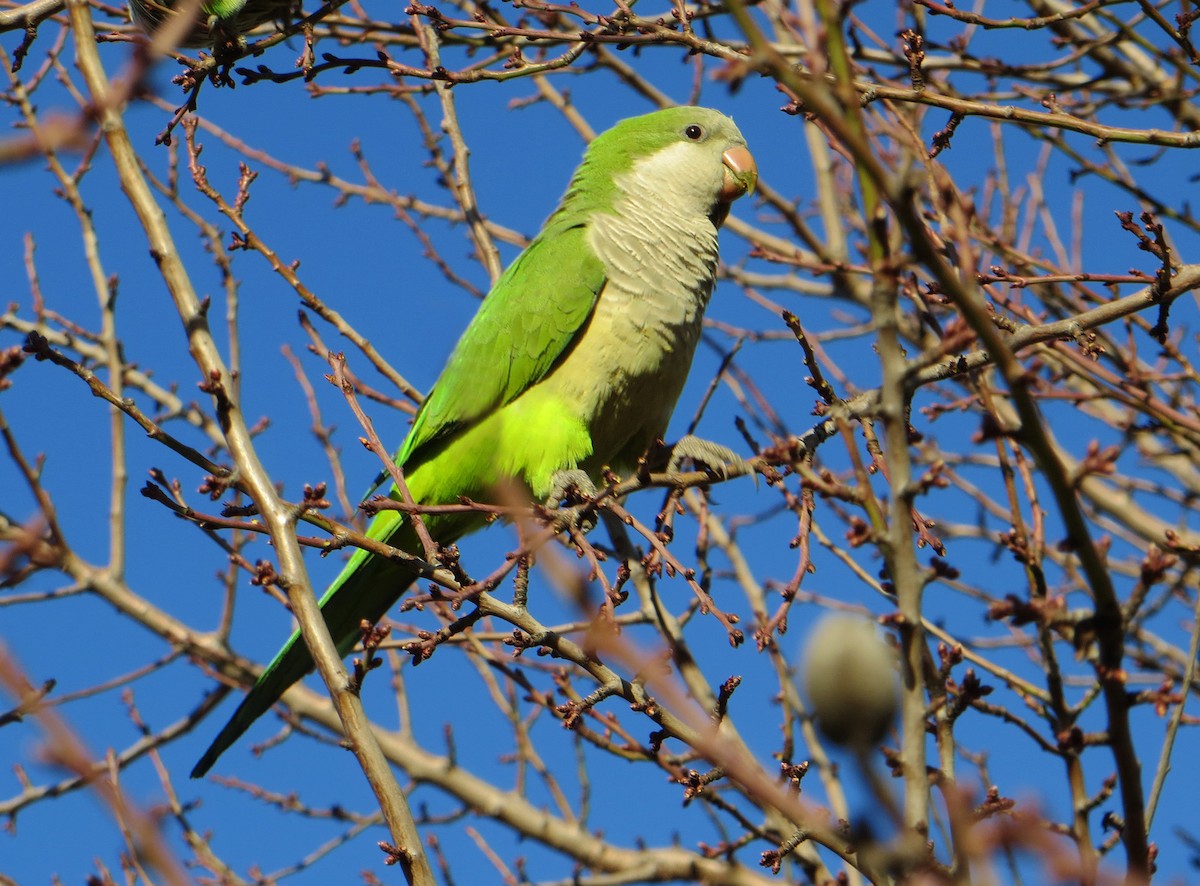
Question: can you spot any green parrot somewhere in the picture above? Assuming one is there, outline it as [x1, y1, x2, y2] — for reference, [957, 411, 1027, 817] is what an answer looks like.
[128, 0, 293, 47]
[191, 106, 757, 777]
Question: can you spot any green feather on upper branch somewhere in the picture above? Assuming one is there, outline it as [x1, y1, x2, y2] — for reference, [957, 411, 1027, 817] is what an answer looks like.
[128, 0, 295, 47]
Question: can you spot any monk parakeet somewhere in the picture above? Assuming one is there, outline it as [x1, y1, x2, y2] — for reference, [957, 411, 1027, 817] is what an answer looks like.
[129, 0, 293, 47]
[191, 106, 757, 777]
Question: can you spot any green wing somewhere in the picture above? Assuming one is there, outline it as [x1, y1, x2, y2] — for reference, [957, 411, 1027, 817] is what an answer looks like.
[396, 220, 606, 469]
[195, 222, 605, 778]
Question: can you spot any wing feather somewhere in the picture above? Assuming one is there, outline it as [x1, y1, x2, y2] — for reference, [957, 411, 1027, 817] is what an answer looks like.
[396, 221, 605, 469]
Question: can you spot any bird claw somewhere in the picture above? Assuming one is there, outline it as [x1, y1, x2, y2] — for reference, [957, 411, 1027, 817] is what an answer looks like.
[546, 469, 598, 503]
[544, 469, 599, 534]
[666, 435, 753, 484]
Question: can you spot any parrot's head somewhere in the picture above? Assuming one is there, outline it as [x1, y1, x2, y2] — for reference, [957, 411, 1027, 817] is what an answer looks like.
[575, 106, 757, 229]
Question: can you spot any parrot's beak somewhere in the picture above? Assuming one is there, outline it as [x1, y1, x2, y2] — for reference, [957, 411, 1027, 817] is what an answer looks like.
[719, 145, 758, 202]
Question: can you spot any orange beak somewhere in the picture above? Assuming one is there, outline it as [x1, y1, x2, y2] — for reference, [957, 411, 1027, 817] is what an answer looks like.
[719, 145, 758, 202]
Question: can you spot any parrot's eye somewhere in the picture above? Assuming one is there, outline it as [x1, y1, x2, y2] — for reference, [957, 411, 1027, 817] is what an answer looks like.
[684, 124, 705, 140]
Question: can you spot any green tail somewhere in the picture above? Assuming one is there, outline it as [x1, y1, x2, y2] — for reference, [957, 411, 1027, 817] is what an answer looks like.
[191, 514, 418, 777]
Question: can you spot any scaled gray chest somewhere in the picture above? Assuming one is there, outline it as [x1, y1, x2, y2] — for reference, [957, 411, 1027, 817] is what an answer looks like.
[547, 206, 719, 463]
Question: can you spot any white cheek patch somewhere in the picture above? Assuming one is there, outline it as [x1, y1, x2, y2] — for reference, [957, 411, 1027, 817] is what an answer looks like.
[619, 141, 721, 216]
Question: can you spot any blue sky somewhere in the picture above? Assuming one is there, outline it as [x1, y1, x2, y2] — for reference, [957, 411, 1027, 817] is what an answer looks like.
[2, 2, 1199, 883]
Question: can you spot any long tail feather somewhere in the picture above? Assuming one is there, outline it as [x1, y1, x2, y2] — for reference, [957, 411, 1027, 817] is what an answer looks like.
[191, 514, 417, 777]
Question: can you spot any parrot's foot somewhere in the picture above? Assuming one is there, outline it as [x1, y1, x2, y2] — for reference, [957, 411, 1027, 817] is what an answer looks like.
[546, 468, 598, 503]
[666, 435, 751, 482]
[206, 16, 249, 60]
[545, 469, 600, 534]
